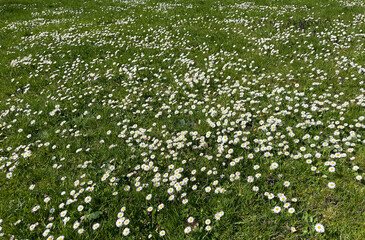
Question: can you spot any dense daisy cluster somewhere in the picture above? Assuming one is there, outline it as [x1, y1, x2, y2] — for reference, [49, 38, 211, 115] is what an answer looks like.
[0, 0, 364, 239]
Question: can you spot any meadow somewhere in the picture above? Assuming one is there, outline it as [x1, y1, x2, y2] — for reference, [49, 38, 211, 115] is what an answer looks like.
[0, 0, 365, 239]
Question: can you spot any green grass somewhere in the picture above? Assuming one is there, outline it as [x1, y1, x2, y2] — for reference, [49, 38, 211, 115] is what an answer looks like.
[0, 0, 365, 239]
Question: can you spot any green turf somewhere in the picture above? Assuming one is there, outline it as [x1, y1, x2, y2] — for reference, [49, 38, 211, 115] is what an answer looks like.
[0, 0, 364, 239]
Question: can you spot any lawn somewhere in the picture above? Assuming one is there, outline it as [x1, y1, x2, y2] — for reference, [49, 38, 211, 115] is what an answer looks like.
[0, 0, 364, 239]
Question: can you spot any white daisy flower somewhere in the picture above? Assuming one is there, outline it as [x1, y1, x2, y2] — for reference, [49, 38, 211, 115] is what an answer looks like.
[315, 223, 325, 233]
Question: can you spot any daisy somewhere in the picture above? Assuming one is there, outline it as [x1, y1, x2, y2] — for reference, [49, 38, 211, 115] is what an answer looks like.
[272, 206, 281, 213]
[328, 182, 336, 189]
[31, 205, 40, 213]
[73, 221, 80, 229]
[160, 230, 166, 236]
[116, 219, 124, 227]
[247, 176, 254, 183]
[270, 162, 278, 170]
[123, 228, 130, 236]
[84, 196, 92, 203]
[158, 203, 164, 211]
[184, 226, 192, 234]
[60, 210, 67, 218]
[63, 217, 70, 225]
[43, 229, 50, 237]
[315, 223, 325, 233]
[92, 223, 100, 230]
[283, 202, 291, 208]
[29, 224, 36, 231]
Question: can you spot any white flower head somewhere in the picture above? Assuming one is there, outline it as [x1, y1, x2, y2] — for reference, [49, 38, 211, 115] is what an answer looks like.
[92, 223, 100, 230]
[123, 228, 130, 236]
[315, 223, 325, 233]
[184, 226, 192, 234]
[328, 182, 336, 189]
